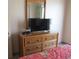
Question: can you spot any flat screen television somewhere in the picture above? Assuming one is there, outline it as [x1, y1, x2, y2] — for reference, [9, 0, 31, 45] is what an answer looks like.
[29, 18, 50, 32]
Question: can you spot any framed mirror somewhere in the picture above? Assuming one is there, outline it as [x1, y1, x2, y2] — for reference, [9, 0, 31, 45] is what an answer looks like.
[25, 0, 46, 29]
[27, 3, 44, 18]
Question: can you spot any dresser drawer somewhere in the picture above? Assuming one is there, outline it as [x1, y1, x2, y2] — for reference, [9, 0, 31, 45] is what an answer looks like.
[25, 43, 42, 50]
[24, 36, 42, 45]
[24, 37, 31, 44]
[42, 34, 52, 41]
[24, 44, 42, 55]
[29, 36, 42, 43]
[24, 48, 41, 55]
[42, 40, 56, 49]
[33, 43, 42, 50]
[52, 33, 58, 39]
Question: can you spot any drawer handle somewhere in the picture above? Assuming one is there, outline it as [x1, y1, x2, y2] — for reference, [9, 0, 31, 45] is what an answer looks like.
[26, 49, 30, 51]
[37, 40, 39, 42]
[36, 47, 39, 48]
[27, 41, 30, 44]
[45, 38, 47, 40]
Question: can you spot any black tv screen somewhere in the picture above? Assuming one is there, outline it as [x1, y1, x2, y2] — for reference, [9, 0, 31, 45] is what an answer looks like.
[29, 18, 50, 32]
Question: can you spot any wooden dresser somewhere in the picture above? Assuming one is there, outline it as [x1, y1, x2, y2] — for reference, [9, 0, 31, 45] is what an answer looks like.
[19, 32, 58, 56]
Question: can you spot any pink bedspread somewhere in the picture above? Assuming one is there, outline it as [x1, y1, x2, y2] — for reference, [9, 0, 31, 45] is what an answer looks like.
[19, 45, 71, 59]
[47, 45, 71, 59]
[19, 53, 45, 59]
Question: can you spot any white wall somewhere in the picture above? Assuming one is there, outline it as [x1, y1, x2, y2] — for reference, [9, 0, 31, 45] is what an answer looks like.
[8, 0, 25, 53]
[62, 0, 71, 44]
[46, 0, 65, 43]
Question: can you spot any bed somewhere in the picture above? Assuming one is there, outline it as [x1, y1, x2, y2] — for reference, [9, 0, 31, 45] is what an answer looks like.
[19, 44, 71, 59]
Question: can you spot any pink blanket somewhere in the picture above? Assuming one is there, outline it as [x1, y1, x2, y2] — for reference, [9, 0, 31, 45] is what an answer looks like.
[19, 45, 71, 59]
[19, 53, 45, 59]
[47, 45, 71, 59]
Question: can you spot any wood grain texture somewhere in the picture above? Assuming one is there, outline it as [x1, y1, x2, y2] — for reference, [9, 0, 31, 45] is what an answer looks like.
[27, 0, 45, 4]
[19, 33, 58, 56]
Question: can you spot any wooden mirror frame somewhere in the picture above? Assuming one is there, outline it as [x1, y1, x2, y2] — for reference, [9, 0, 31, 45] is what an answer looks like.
[25, 0, 46, 29]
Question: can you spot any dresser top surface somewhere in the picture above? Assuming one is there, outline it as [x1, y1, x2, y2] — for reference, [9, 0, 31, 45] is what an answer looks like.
[19, 32, 58, 37]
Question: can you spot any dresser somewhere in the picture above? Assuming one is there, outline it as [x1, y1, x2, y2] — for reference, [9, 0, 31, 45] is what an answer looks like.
[19, 32, 58, 56]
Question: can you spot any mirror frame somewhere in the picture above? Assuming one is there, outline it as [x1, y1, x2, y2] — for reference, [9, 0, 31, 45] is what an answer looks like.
[25, 0, 46, 29]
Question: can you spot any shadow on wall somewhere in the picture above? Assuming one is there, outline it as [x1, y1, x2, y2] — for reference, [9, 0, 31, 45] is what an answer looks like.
[12, 33, 19, 55]
[12, 19, 26, 55]
[8, 33, 13, 59]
